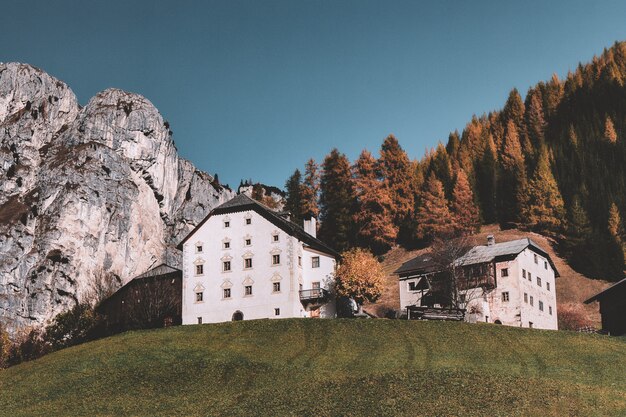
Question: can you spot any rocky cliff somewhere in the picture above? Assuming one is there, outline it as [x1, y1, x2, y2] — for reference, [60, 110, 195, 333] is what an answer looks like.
[0, 63, 234, 333]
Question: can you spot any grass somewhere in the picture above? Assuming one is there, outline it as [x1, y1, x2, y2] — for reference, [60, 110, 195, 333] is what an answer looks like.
[0, 319, 624, 416]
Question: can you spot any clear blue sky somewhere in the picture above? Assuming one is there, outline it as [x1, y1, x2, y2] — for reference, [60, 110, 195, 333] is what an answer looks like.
[3, 1, 626, 188]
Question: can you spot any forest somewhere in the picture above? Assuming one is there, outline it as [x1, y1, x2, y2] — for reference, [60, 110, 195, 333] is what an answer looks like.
[283, 41, 626, 282]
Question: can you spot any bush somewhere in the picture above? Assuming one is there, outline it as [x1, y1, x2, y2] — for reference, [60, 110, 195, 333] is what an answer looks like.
[45, 303, 102, 350]
[558, 303, 593, 331]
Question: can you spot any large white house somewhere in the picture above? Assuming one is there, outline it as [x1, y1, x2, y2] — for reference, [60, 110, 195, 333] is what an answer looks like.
[396, 236, 559, 330]
[177, 194, 339, 324]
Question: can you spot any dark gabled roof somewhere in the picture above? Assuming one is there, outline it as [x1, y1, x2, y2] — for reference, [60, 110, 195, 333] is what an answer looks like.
[584, 278, 626, 304]
[177, 194, 340, 258]
[394, 254, 439, 276]
[455, 238, 560, 277]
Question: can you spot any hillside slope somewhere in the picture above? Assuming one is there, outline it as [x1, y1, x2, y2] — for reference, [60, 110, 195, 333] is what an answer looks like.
[368, 226, 611, 325]
[0, 320, 624, 416]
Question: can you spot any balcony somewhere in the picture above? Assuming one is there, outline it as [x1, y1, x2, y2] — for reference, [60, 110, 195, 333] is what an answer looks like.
[299, 288, 330, 310]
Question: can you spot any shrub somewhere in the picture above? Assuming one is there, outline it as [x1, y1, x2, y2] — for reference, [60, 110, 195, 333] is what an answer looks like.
[558, 303, 593, 331]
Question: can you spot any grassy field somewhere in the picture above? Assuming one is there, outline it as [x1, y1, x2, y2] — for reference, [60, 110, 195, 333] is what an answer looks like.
[0, 319, 624, 416]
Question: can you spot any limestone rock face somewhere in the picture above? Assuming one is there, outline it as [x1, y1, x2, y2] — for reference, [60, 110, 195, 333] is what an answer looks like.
[0, 63, 234, 333]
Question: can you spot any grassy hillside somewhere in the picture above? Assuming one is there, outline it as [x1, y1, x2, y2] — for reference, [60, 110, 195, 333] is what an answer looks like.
[368, 225, 611, 325]
[0, 319, 624, 416]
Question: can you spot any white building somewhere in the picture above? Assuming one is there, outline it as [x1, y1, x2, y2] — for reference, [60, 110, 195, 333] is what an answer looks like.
[177, 194, 339, 324]
[396, 236, 559, 330]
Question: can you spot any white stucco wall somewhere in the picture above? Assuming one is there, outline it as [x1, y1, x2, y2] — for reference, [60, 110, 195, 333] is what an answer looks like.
[181, 209, 336, 324]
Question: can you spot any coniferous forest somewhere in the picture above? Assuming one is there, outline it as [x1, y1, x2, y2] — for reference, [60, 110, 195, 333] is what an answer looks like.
[284, 41, 626, 282]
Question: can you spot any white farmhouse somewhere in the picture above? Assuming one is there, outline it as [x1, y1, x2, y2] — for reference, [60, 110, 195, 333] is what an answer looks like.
[177, 194, 339, 324]
[396, 236, 559, 330]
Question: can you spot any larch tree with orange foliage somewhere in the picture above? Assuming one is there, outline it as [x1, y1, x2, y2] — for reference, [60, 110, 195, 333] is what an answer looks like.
[301, 158, 320, 217]
[604, 116, 618, 143]
[378, 135, 416, 223]
[334, 248, 385, 313]
[450, 168, 480, 235]
[416, 173, 455, 241]
[352, 150, 397, 254]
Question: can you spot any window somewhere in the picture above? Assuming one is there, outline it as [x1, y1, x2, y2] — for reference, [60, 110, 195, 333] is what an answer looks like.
[224, 221, 230, 228]
[547, 282, 550, 291]
[524, 293, 528, 303]
[530, 295, 534, 306]
[501, 268, 509, 277]
[273, 282, 281, 292]
[274, 308, 280, 316]
[245, 285, 253, 296]
[528, 272, 532, 282]
[195, 291, 203, 302]
[223, 261, 231, 272]
[196, 264, 203, 275]
[549, 306, 553, 315]
[246, 218, 251, 225]
[197, 317, 202, 324]
[273, 234, 279, 242]
[537, 277, 542, 287]
[529, 322, 533, 329]
[245, 238, 252, 246]
[408, 281, 417, 291]
[312, 256, 320, 268]
[272, 254, 280, 265]
[312, 281, 321, 289]
[223, 241, 230, 249]
[298, 256, 302, 267]
[502, 292, 510, 302]
[196, 244, 203, 253]
[544, 261, 548, 270]
[522, 269, 526, 279]
[244, 258, 253, 269]
[223, 288, 231, 299]
[539, 301, 544, 311]
[534, 254, 538, 264]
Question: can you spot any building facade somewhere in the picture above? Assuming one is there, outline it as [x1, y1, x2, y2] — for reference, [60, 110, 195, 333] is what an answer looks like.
[178, 194, 339, 324]
[396, 236, 559, 330]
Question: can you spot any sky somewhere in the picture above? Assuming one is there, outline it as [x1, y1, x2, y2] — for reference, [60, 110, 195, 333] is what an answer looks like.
[3, 0, 626, 188]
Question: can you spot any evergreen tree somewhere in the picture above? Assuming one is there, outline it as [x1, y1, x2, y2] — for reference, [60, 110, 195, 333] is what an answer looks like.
[523, 148, 566, 233]
[318, 149, 355, 251]
[416, 173, 454, 241]
[501, 88, 526, 135]
[604, 116, 618, 143]
[301, 159, 320, 217]
[497, 120, 528, 227]
[451, 168, 480, 235]
[284, 169, 304, 224]
[378, 135, 416, 222]
[352, 150, 397, 254]
[475, 135, 498, 224]
[525, 88, 546, 150]
[445, 130, 461, 160]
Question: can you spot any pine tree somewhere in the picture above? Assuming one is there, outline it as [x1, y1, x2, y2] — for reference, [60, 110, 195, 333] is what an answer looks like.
[525, 88, 546, 149]
[416, 173, 454, 241]
[604, 116, 618, 143]
[523, 148, 566, 233]
[378, 135, 416, 222]
[301, 159, 320, 217]
[497, 120, 528, 227]
[352, 150, 397, 254]
[451, 168, 480, 235]
[501, 88, 526, 135]
[318, 149, 355, 251]
[608, 202, 623, 241]
[284, 169, 304, 224]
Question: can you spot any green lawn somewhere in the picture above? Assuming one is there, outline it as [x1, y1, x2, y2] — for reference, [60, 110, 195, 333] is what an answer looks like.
[0, 319, 624, 416]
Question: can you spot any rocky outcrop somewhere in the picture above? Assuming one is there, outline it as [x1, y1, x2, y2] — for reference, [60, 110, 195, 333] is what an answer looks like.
[0, 63, 234, 333]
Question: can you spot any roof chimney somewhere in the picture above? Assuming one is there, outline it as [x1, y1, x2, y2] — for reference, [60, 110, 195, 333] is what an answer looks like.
[303, 216, 317, 238]
[487, 235, 495, 246]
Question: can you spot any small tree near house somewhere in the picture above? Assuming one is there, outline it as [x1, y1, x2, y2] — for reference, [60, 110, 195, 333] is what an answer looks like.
[334, 248, 385, 315]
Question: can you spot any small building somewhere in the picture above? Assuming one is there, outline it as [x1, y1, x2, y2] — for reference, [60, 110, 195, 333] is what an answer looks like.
[584, 278, 626, 336]
[177, 194, 339, 324]
[396, 236, 559, 330]
[96, 264, 182, 332]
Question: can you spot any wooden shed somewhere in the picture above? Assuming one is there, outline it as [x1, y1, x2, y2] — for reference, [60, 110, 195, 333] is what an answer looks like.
[584, 278, 626, 336]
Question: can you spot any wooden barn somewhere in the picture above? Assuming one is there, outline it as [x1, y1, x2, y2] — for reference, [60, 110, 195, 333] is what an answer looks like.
[584, 278, 626, 336]
[97, 264, 182, 333]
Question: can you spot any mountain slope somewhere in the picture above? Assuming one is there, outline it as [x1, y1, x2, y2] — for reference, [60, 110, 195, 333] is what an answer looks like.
[0, 63, 234, 333]
[0, 319, 624, 416]
[369, 226, 610, 325]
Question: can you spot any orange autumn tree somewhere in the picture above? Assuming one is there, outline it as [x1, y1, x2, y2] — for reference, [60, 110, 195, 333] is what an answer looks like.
[334, 248, 385, 312]
[352, 150, 397, 254]
[416, 172, 455, 241]
[450, 168, 480, 235]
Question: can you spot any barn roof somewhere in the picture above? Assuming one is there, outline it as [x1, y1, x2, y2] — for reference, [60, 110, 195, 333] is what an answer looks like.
[584, 277, 626, 303]
[394, 254, 439, 277]
[177, 194, 340, 258]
